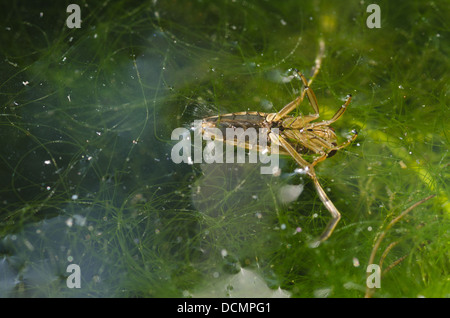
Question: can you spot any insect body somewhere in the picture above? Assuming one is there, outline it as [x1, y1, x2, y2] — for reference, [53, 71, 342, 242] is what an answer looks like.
[200, 61, 357, 247]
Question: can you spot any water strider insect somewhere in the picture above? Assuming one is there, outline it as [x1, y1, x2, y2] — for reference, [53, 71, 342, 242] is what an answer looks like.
[199, 44, 358, 247]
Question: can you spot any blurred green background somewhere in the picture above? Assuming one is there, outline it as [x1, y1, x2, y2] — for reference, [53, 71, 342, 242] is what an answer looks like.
[0, 0, 448, 297]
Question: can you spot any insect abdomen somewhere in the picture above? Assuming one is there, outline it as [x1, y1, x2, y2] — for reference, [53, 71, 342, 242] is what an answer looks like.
[203, 111, 269, 131]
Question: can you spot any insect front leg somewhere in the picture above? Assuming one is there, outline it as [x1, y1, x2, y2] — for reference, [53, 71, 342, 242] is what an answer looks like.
[305, 129, 359, 168]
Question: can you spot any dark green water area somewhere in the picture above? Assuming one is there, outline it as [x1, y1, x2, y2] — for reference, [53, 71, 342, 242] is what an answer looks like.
[0, 0, 448, 297]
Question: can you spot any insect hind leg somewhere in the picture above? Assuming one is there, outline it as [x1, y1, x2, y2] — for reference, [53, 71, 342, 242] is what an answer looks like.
[309, 176, 341, 248]
[267, 40, 325, 122]
[270, 132, 342, 247]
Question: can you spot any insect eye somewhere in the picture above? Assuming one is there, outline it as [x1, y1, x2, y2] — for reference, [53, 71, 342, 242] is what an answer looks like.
[327, 142, 338, 158]
[327, 150, 337, 158]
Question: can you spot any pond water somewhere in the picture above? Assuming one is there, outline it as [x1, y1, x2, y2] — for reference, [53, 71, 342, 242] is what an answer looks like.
[0, 1, 448, 297]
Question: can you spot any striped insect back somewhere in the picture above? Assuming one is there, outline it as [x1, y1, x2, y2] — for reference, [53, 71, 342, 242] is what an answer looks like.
[202, 111, 268, 131]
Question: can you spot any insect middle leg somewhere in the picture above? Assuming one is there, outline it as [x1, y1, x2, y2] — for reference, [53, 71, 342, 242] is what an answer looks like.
[318, 95, 353, 126]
